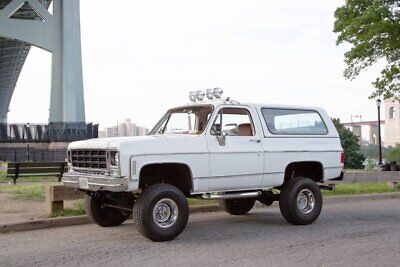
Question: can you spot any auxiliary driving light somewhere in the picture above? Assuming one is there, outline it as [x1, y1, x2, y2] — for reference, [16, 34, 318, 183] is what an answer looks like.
[189, 91, 197, 102]
[196, 90, 205, 101]
[206, 89, 214, 100]
[213, 87, 223, 98]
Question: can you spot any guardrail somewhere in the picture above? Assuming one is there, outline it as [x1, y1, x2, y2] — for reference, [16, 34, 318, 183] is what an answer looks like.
[342, 171, 400, 183]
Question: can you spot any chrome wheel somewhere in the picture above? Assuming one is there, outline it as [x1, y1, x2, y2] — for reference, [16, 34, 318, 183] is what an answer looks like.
[296, 189, 315, 214]
[152, 198, 178, 228]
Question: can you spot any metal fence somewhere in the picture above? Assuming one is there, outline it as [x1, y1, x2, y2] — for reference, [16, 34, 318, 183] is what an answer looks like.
[0, 147, 67, 162]
[0, 122, 98, 143]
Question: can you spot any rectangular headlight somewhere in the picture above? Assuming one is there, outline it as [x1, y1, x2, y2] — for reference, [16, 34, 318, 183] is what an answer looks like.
[110, 151, 119, 166]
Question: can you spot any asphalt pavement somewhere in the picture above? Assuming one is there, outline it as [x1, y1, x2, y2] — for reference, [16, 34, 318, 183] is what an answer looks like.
[1, 198, 399, 266]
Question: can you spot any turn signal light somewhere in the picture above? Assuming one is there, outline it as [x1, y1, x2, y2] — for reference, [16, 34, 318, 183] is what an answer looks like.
[340, 152, 345, 164]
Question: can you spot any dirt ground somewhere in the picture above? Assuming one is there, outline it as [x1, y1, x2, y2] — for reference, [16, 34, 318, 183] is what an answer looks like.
[0, 193, 79, 225]
[0, 193, 45, 224]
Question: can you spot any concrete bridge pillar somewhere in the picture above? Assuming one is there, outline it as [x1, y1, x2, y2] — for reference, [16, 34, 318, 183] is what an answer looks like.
[0, 0, 85, 123]
[369, 125, 379, 145]
[350, 125, 362, 145]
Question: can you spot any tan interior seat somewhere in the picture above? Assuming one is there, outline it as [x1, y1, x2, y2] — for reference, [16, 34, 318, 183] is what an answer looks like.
[238, 123, 253, 136]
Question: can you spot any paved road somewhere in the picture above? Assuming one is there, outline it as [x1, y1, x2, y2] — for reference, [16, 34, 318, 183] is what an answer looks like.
[1, 198, 399, 266]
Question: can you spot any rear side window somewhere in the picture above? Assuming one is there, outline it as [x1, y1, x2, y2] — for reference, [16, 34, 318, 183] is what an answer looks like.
[262, 108, 328, 135]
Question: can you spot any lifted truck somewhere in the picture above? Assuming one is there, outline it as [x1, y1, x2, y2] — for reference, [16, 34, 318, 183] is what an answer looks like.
[63, 89, 343, 242]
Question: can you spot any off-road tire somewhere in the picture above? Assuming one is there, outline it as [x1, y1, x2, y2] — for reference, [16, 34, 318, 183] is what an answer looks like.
[279, 177, 322, 225]
[85, 193, 131, 227]
[218, 198, 256, 215]
[133, 184, 189, 242]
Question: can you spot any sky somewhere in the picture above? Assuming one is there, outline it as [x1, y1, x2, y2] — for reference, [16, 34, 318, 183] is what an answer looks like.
[7, 0, 383, 130]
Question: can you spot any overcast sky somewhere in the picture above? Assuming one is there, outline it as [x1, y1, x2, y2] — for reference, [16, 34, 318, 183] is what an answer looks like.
[7, 0, 382, 129]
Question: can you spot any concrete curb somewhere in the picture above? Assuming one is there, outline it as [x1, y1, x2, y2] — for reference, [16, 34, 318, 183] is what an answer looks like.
[0, 215, 91, 234]
[1, 192, 399, 234]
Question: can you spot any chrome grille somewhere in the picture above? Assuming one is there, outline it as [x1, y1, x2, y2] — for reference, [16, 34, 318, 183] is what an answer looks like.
[71, 149, 107, 170]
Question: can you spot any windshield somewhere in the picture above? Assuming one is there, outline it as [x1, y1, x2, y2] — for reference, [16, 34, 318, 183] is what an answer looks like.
[151, 105, 214, 135]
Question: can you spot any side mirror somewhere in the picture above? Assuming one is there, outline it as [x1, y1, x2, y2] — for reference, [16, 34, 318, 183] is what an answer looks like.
[216, 131, 226, 146]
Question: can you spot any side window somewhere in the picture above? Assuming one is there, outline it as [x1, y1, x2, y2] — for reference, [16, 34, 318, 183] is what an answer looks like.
[211, 108, 255, 136]
[262, 108, 328, 135]
[389, 107, 396, 119]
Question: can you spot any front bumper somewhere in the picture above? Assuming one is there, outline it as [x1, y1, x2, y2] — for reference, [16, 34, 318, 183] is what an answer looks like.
[62, 172, 129, 192]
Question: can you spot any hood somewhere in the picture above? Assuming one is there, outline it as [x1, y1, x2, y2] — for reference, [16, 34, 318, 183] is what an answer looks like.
[68, 134, 207, 155]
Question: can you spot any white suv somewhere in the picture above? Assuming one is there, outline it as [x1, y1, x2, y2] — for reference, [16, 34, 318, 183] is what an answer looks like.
[63, 90, 343, 242]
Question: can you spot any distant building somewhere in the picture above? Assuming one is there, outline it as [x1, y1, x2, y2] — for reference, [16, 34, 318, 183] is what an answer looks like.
[99, 119, 149, 138]
[384, 98, 400, 147]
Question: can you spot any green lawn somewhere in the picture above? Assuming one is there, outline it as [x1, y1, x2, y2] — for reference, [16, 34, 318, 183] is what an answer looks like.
[51, 200, 86, 217]
[0, 175, 60, 183]
[0, 183, 60, 201]
[322, 182, 400, 196]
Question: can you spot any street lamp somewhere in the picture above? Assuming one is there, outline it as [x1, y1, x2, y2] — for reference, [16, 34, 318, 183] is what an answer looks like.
[376, 99, 382, 165]
[26, 122, 30, 161]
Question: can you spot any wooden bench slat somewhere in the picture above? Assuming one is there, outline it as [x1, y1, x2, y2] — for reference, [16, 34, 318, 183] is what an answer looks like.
[8, 162, 66, 168]
[8, 168, 66, 174]
[7, 173, 62, 178]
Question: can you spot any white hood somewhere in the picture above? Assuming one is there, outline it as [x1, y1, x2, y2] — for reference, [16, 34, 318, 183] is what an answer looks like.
[68, 134, 207, 155]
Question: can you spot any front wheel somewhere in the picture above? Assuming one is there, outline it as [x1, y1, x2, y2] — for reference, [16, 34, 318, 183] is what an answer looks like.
[133, 184, 189, 242]
[279, 177, 322, 225]
[85, 193, 132, 227]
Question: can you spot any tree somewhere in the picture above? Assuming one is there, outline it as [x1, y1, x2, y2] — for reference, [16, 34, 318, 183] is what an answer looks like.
[333, 0, 400, 98]
[333, 118, 365, 169]
[384, 144, 400, 162]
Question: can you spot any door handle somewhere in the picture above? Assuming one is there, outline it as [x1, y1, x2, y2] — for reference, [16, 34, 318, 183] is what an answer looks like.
[249, 139, 261, 143]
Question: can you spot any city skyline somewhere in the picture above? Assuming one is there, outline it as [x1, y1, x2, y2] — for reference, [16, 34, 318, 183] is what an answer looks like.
[98, 118, 149, 138]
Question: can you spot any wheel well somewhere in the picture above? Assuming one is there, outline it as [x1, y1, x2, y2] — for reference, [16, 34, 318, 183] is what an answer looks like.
[139, 163, 193, 195]
[284, 161, 324, 183]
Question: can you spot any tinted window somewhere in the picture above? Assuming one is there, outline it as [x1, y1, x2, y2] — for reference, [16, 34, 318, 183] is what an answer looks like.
[262, 108, 327, 135]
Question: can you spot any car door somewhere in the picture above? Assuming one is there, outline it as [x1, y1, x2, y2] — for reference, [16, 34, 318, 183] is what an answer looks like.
[206, 106, 264, 191]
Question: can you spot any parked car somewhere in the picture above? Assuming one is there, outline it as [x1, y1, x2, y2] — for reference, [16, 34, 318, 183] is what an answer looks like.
[63, 89, 344, 241]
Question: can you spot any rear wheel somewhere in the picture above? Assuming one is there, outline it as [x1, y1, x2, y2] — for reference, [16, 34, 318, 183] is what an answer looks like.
[218, 198, 256, 215]
[279, 177, 322, 225]
[85, 192, 132, 227]
[133, 184, 189, 242]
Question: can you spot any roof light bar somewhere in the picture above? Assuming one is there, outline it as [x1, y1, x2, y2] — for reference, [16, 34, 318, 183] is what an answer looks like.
[196, 90, 205, 101]
[206, 89, 214, 100]
[189, 87, 223, 102]
[213, 87, 223, 99]
[189, 91, 197, 102]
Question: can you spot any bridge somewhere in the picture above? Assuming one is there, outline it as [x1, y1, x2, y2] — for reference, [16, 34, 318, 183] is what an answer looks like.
[0, 0, 85, 123]
[342, 120, 384, 145]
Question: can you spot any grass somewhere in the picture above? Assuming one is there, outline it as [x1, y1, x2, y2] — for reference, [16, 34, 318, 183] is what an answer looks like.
[187, 198, 217, 206]
[0, 175, 60, 183]
[322, 182, 400, 196]
[0, 183, 60, 201]
[51, 200, 86, 217]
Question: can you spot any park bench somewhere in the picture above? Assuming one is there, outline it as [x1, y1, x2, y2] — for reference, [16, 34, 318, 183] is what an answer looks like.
[6, 162, 67, 184]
